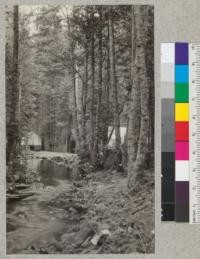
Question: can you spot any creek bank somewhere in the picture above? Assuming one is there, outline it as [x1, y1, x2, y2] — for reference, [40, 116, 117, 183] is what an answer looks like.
[7, 151, 80, 199]
[7, 151, 82, 254]
[7, 151, 154, 254]
[24, 165, 154, 254]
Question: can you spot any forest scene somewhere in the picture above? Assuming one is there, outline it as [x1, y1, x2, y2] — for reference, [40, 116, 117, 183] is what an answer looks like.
[6, 5, 154, 254]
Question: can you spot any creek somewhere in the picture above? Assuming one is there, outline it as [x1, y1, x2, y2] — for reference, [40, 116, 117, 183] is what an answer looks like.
[7, 157, 77, 254]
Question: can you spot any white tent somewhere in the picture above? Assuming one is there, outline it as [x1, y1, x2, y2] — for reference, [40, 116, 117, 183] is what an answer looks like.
[27, 132, 41, 146]
[108, 126, 127, 147]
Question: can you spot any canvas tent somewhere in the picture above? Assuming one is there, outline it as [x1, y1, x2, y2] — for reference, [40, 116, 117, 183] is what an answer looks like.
[27, 132, 42, 151]
[108, 126, 127, 147]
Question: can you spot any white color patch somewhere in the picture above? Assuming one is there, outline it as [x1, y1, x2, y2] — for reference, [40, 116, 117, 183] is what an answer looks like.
[161, 43, 175, 63]
[175, 161, 189, 181]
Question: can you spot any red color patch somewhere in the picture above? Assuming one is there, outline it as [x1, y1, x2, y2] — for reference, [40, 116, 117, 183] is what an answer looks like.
[175, 122, 189, 141]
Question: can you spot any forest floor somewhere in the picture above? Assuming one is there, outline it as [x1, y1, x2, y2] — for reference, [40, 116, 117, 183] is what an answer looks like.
[7, 152, 154, 254]
[64, 170, 155, 254]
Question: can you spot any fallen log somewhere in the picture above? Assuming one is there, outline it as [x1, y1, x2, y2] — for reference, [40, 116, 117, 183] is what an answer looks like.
[15, 184, 30, 190]
[6, 192, 35, 201]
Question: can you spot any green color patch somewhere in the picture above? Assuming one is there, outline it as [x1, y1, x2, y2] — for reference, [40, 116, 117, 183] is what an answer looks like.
[175, 83, 189, 103]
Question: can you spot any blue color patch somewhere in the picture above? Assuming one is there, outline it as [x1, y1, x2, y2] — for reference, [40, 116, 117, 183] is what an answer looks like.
[175, 65, 189, 83]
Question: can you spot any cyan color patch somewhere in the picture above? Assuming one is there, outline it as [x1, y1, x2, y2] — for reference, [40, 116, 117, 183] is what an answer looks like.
[175, 65, 189, 83]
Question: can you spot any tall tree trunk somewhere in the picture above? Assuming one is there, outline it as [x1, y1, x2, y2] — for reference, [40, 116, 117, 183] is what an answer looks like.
[135, 6, 150, 169]
[100, 24, 111, 167]
[106, 23, 110, 139]
[145, 7, 154, 163]
[80, 47, 89, 155]
[89, 10, 97, 164]
[108, 7, 121, 167]
[127, 6, 146, 190]
[94, 7, 103, 165]
[67, 16, 80, 152]
[6, 5, 19, 164]
[72, 63, 81, 152]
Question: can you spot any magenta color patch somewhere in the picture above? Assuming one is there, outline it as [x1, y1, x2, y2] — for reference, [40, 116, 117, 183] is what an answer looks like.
[175, 142, 189, 160]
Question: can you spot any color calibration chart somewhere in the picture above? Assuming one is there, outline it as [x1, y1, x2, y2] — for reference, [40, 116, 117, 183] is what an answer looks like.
[161, 43, 200, 223]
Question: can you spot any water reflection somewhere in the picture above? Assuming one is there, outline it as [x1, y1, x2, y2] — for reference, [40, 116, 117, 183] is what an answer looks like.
[38, 159, 73, 186]
[7, 158, 74, 254]
[27, 158, 73, 186]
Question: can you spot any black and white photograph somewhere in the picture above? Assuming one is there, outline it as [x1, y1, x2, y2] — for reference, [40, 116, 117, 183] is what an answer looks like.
[6, 5, 154, 254]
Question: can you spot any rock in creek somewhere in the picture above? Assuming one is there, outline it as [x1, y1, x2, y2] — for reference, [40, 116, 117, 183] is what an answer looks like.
[61, 220, 95, 247]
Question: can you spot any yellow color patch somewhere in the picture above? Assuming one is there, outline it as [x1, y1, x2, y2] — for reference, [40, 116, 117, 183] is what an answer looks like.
[175, 103, 189, 121]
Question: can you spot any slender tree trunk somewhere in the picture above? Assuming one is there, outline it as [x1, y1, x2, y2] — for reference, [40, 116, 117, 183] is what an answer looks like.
[80, 47, 89, 155]
[145, 7, 154, 163]
[100, 25, 110, 167]
[72, 63, 81, 152]
[135, 6, 150, 169]
[89, 10, 97, 164]
[106, 24, 110, 138]
[108, 7, 121, 167]
[67, 16, 81, 152]
[127, 6, 151, 191]
[94, 7, 103, 165]
[127, 6, 144, 190]
[149, 77, 154, 155]
[6, 5, 19, 164]
[135, 68, 149, 170]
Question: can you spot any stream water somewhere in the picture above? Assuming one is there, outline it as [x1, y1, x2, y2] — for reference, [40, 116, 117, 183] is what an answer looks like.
[7, 158, 76, 254]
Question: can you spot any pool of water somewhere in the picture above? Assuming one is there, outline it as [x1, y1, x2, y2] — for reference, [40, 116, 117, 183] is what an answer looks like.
[7, 157, 76, 254]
